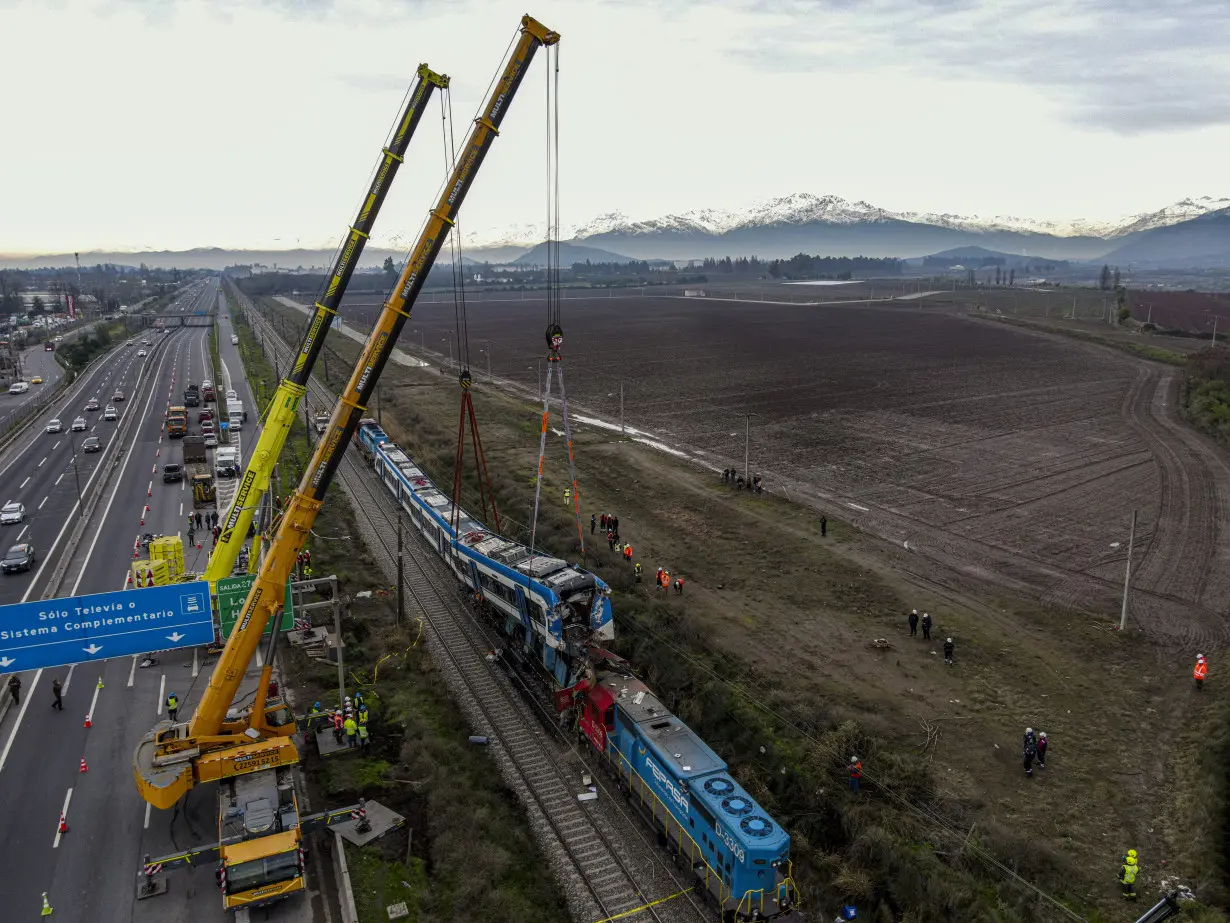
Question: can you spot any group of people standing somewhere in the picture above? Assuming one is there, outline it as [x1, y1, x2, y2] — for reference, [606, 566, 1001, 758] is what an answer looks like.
[1021, 727, 1050, 776]
[907, 608, 955, 665]
[721, 468, 763, 492]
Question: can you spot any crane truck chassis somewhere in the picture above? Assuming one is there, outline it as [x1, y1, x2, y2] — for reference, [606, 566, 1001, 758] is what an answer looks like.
[130, 21, 563, 908]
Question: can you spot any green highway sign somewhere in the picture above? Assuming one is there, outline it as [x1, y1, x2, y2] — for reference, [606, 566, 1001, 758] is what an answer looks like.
[216, 574, 294, 638]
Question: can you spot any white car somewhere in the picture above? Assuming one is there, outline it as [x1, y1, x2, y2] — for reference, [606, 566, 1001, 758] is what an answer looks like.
[202, 379, 213, 389]
[225, 389, 237, 401]
[71, 417, 87, 432]
[0, 502, 25, 525]
[137, 349, 147, 357]
[8, 381, 29, 395]
[46, 418, 63, 433]
[230, 334, 239, 345]
[103, 406, 118, 421]
[203, 432, 218, 448]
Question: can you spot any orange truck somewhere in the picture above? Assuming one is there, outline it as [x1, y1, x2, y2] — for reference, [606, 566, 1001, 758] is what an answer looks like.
[167, 405, 188, 438]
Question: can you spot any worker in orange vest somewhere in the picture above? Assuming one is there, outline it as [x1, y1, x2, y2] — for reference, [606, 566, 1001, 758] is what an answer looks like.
[661, 570, 670, 590]
[1194, 654, 1208, 690]
[623, 544, 633, 563]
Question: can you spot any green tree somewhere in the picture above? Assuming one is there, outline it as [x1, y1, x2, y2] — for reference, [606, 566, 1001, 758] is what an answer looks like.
[31, 295, 45, 314]
[383, 256, 397, 285]
[1099, 264, 1111, 290]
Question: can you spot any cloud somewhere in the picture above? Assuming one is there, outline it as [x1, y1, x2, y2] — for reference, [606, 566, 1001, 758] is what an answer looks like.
[727, 0, 1230, 133]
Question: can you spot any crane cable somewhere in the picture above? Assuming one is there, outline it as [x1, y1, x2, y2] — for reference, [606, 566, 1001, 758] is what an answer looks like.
[441, 84, 501, 534]
[527, 42, 587, 564]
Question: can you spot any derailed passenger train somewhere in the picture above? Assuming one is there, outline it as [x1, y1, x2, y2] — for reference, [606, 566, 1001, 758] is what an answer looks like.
[354, 418, 801, 920]
[573, 672, 800, 921]
[355, 418, 613, 688]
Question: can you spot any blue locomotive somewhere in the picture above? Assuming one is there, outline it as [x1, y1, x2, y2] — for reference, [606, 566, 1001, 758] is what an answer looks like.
[354, 419, 614, 688]
[577, 672, 800, 921]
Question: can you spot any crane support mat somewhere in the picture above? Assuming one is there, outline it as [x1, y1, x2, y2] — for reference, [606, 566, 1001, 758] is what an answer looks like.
[332, 801, 405, 847]
[315, 727, 358, 758]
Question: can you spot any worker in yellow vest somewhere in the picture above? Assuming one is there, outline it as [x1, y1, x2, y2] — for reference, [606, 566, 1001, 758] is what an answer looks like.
[1118, 851, 1138, 901]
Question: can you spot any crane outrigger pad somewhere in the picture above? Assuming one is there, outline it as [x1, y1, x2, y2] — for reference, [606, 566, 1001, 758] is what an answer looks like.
[333, 800, 406, 847]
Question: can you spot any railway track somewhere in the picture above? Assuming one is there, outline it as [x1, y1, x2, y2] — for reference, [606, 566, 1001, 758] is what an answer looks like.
[237, 296, 712, 923]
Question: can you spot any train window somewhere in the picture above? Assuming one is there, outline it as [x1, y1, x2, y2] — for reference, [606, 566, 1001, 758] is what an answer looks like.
[603, 708, 614, 731]
[649, 720, 671, 730]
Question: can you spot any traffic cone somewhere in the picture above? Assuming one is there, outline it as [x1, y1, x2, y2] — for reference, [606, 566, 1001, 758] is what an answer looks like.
[133, 548, 139, 558]
[58, 812, 68, 834]
[126, 572, 133, 586]
[96, 676, 103, 690]
[139, 518, 144, 526]
[79, 757, 88, 773]
[41, 892, 52, 915]
[155, 449, 160, 457]
[147, 488, 152, 497]
[84, 714, 92, 728]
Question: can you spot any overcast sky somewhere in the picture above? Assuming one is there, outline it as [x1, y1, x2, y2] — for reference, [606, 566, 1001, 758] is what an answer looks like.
[1, 0, 1228, 254]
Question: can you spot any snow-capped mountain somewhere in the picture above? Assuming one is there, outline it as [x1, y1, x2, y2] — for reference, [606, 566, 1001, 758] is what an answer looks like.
[459, 193, 1230, 264]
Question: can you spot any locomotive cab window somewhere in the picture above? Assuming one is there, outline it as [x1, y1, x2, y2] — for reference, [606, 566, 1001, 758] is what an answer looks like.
[603, 707, 614, 731]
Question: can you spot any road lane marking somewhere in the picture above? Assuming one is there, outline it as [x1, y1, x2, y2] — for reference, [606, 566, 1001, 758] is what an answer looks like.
[144, 802, 151, 830]
[53, 441, 60, 451]
[179, 501, 183, 517]
[19, 477, 29, 489]
[847, 503, 869, 512]
[87, 677, 101, 722]
[69, 345, 177, 596]
[127, 655, 138, 688]
[157, 674, 165, 715]
[15, 525, 27, 542]
[192, 648, 199, 678]
[55, 472, 64, 485]
[38, 496, 47, 510]
[0, 668, 42, 776]
[52, 787, 73, 848]
[38, 456, 46, 467]
[62, 664, 74, 694]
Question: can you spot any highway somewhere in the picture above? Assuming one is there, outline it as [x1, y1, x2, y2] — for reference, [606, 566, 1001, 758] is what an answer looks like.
[0, 277, 296, 923]
[0, 344, 65, 432]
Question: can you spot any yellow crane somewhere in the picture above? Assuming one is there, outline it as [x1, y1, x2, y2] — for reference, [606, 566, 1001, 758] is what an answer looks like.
[134, 17, 559, 912]
[202, 62, 449, 593]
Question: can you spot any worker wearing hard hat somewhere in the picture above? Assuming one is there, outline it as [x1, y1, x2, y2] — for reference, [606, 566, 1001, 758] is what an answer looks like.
[1194, 654, 1208, 690]
[1118, 850, 1139, 901]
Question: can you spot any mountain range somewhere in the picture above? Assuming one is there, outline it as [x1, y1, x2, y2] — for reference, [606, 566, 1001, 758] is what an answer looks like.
[461, 194, 1230, 267]
[3, 194, 1228, 270]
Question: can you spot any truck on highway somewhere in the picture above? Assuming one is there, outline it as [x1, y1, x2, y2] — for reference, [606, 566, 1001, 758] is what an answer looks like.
[314, 412, 329, 435]
[167, 405, 188, 438]
[183, 435, 216, 509]
[184, 383, 200, 407]
[226, 398, 244, 431]
[214, 445, 240, 479]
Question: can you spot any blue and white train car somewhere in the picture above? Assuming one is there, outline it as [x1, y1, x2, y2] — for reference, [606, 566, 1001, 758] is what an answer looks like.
[578, 672, 801, 921]
[354, 419, 614, 688]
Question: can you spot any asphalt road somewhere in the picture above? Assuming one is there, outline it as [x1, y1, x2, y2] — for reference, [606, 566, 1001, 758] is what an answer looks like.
[0, 345, 65, 431]
[0, 278, 321, 923]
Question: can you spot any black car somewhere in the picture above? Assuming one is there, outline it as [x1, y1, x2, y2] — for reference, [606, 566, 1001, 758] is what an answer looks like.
[1, 543, 35, 574]
[162, 463, 184, 483]
[82, 436, 101, 453]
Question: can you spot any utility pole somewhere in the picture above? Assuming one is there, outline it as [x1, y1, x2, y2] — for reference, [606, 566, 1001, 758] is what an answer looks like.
[620, 380, 625, 436]
[1119, 509, 1137, 631]
[396, 514, 404, 629]
[1214, 316, 1220, 346]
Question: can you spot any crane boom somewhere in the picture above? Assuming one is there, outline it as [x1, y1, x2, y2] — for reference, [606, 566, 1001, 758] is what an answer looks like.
[135, 16, 559, 811]
[203, 63, 448, 591]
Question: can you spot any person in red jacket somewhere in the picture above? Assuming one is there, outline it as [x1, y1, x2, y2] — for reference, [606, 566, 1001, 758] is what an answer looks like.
[1195, 654, 1208, 690]
[848, 756, 862, 794]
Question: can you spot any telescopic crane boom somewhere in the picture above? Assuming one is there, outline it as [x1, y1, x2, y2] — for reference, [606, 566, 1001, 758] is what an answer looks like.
[203, 63, 449, 592]
[135, 16, 560, 812]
